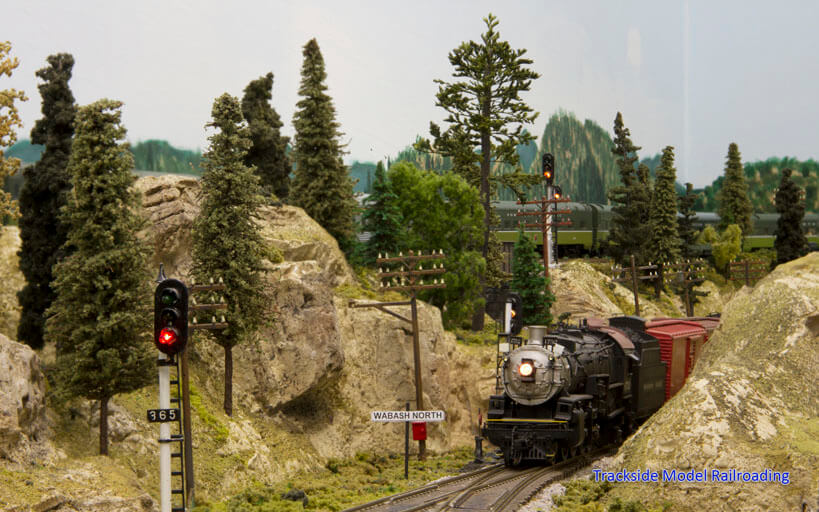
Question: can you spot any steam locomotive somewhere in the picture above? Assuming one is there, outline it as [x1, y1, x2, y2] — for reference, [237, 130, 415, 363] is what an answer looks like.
[481, 316, 710, 466]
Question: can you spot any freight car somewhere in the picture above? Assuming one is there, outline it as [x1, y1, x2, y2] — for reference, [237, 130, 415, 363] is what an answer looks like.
[481, 315, 717, 466]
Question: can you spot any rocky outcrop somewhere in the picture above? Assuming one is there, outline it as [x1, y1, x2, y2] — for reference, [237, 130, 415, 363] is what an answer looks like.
[0, 333, 51, 464]
[612, 253, 819, 511]
[0, 226, 23, 340]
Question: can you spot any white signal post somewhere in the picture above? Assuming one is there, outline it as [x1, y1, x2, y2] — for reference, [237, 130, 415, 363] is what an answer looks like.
[504, 301, 513, 335]
[158, 353, 171, 512]
[546, 185, 556, 268]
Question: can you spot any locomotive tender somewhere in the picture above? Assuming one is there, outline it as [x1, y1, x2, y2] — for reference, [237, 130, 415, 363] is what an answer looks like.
[482, 318, 670, 466]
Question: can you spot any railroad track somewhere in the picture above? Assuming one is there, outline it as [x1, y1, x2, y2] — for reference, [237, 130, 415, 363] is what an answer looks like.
[343, 446, 615, 512]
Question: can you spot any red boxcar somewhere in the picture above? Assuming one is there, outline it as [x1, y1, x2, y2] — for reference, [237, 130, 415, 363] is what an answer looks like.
[645, 319, 708, 400]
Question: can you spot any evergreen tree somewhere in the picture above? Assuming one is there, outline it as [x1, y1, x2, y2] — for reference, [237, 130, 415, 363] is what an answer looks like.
[361, 161, 402, 264]
[648, 146, 681, 264]
[773, 168, 808, 265]
[0, 41, 27, 220]
[606, 112, 651, 264]
[510, 227, 553, 326]
[415, 13, 541, 330]
[677, 183, 699, 260]
[241, 72, 290, 200]
[46, 99, 152, 455]
[192, 93, 268, 416]
[291, 39, 356, 251]
[17, 53, 76, 349]
[717, 142, 753, 236]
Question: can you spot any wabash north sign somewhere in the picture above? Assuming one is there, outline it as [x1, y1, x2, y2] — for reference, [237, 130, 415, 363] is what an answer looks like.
[370, 410, 446, 422]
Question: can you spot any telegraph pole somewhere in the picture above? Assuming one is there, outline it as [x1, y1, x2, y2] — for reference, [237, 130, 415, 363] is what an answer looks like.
[351, 249, 446, 460]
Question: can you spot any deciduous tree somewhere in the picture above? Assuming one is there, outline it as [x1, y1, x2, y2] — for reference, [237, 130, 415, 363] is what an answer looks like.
[0, 41, 27, 219]
[241, 72, 290, 201]
[192, 93, 268, 416]
[17, 53, 76, 349]
[415, 13, 540, 330]
[717, 143, 753, 236]
[291, 39, 356, 252]
[46, 99, 152, 455]
[773, 168, 808, 265]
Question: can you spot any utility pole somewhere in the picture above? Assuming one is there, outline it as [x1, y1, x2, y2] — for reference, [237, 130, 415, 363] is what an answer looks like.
[350, 249, 446, 460]
[516, 192, 571, 278]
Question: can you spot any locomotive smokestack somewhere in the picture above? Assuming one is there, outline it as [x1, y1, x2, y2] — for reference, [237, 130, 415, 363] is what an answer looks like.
[527, 325, 549, 346]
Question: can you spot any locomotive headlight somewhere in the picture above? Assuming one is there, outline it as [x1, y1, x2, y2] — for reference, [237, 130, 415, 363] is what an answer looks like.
[518, 361, 534, 377]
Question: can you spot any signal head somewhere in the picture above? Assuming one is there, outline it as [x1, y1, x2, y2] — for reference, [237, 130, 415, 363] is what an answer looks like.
[154, 278, 189, 355]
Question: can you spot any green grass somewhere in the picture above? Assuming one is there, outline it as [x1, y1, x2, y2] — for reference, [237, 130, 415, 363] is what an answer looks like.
[552, 479, 672, 512]
[191, 447, 477, 511]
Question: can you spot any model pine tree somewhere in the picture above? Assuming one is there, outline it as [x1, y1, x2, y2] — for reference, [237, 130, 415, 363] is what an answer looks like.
[0, 41, 27, 220]
[415, 13, 541, 330]
[606, 112, 651, 264]
[17, 53, 76, 349]
[241, 72, 291, 201]
[649, 146, 681, 264]
[677, 183, 699, 260]
[291, 39, 356, 251]
[361, 161, 402, 264]
[773, 168, 808, 265]
[192, 93, 268, 416]
[510, 228, 553, 326]
[46, 100, 152, 456]
[717, 143, 753, 235]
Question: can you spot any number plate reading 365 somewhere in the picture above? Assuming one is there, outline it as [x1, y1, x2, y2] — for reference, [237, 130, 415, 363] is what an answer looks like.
[147, 408, 180, 423]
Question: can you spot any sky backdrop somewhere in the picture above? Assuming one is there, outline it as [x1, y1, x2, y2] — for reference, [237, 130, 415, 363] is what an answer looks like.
[5, 0, 819, 187]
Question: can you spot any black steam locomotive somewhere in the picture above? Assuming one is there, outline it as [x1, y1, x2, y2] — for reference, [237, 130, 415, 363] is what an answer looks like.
[482, 318, 667, 466]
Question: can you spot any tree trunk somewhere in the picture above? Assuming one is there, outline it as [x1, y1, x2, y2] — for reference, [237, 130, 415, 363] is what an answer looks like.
[472, 101, 492, 332]
[224, 345, 233, 416]
[99, 396, 109, 456]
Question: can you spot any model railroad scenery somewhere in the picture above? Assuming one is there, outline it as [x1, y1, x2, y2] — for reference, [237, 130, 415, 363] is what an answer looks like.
[2, 4, 819, 512]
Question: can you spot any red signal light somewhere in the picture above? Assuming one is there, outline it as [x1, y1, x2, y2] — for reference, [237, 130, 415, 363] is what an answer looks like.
[159, 328, 178, 346]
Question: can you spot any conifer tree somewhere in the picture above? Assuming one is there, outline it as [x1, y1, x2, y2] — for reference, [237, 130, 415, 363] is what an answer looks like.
[46, 100, 152, 455]
[649, 146, 681, 264]
[677, 183, 699, 260]
[17, 53, 76, 349]
[415, 13, 541, 330]
[361, 161, 402, 264]
[241, 72, 290, 200]
[291, 39, 356, 251]
[717, 142, 753, 236]
[0, 41, 27, 220]
[606, 112, 651, 264]
[192, 93, 268, 416]
[510, 227, 553, 326]
[773, 168, 808, 265]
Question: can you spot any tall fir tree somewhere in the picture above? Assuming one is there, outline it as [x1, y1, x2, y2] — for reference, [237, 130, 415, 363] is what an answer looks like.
[414, 13, 541, 330]
[677, 182, 699, 260]
[0, 41, 27, 220]
[773, 168, 808, 265]
[648, 146, 681, 264]
[291, 39, 356, 251]
[717, 142, 753, 236]
[606, 112, 651, 264]
[510, 227, 554, 326]
[241, 72, 291, 201]
[17, 53, 76, 349]
[361, 161, 402, 264]
[192, 93, 268, 416]
[46, 99, 152, 455]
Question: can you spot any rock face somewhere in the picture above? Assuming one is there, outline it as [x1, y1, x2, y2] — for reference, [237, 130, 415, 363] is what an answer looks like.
[0, 332, 51, 464]
[613, 253, 819, 511]
[0, 226, 24, 340]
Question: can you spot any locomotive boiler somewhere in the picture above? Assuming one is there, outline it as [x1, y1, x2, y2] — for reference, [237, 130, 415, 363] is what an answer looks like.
[482, 319, 667, 466]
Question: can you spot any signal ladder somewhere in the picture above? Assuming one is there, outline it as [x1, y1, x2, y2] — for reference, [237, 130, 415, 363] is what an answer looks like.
[158, 355, 186, 511]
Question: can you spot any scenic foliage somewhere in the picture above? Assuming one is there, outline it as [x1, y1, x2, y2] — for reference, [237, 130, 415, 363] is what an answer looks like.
[773, 168, 808, 265]
[0, 41, 27, 219]
[45, 99, 152, 456]
[388, 162, 485, 327]
[510, 228, 553, 326]
[606, 112, 652, 264]
[192, 93, 268, 417]
[699, 224, 742, 272]
[717, 143, 753, 236]
[648, 146, 681, 265]
[360, 161, 402, 265]
[16, 53, 76, 350]
[241, 72, 291, 200]
[291, 39, 357, 252]
[131, 139, 202, 175]
[415, 13, 540, 329]
[677, 182, 700, 260]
